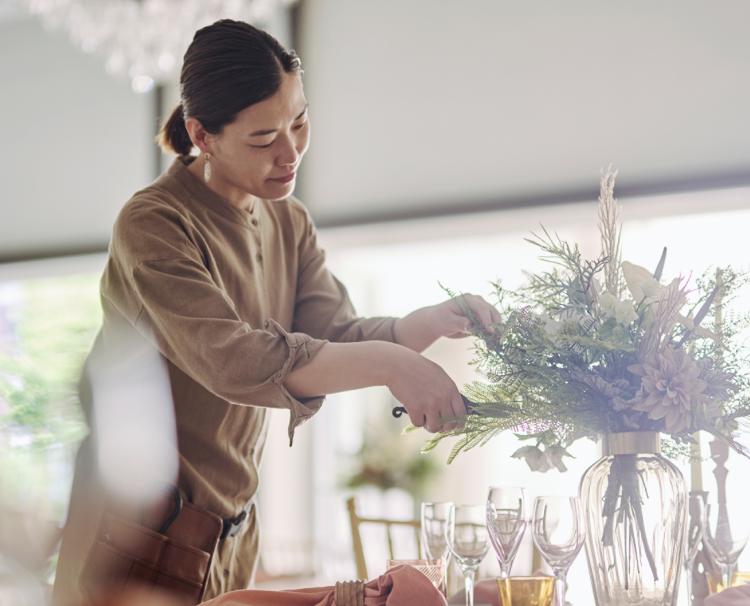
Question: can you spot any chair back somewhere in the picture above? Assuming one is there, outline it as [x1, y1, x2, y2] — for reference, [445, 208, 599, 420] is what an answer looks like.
[346, 496, 422, 579]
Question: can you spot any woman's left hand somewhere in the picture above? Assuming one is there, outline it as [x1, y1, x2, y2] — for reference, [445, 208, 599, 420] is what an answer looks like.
[433, 293, 502, 339]
[394, 293, 501, 353]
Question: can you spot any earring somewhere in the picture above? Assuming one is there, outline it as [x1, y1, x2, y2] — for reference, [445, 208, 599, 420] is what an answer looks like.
[203, 152, 212, 183]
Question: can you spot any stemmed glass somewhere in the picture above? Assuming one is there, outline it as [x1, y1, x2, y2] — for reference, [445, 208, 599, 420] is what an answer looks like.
[531, 496, 585, 606]
[486, 486, 527, 602]
[421, 502, 453, 593]
[446, 504, 490, 606]
[421, 502, 454, 561]
[704, 501, 750, 591]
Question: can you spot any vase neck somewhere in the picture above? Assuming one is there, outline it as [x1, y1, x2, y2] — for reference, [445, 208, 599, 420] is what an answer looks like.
[601, 432, 661, 456]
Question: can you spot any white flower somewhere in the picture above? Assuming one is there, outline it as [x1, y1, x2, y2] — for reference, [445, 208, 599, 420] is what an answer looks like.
[622, 261, 684, 305]
[621, 261, 661, 302]
[545, 445, 571, 472]
[599, 292, 637, 324]
[512, 445, 553, 472]
[511, 444, 571, 473]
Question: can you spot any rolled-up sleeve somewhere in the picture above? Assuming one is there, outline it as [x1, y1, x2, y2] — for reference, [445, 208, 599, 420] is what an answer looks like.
[291, 201, 398, 343]
[262, 318, 326, 442]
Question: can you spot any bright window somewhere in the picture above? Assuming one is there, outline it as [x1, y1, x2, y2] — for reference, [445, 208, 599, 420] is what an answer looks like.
[0, 257, 104, 521]
[257, 186, 750, 602]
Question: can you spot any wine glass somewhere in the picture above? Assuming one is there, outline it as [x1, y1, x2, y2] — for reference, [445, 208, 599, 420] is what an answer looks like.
[421, 501, 453, 593]
[421, 502, 454, 561]
[446, 504, 489, 606]
[684, 493, 707, 602]
[531, 496, 585, 606]
[704, 501, 750, 591]
[486, 485, 527, 602]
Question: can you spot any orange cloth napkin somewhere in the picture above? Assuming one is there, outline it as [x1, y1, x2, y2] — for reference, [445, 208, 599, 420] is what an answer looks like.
[705, 584, 750, 605]
[200, 565, 448, 606]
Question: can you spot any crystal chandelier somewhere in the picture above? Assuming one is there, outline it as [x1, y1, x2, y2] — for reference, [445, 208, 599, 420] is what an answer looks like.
[23, 0, 297, 93]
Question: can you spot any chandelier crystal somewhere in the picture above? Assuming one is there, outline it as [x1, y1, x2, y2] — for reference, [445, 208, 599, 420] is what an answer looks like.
[23, 0, 297, 93]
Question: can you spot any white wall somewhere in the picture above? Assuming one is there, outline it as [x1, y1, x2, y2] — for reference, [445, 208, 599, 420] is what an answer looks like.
[0, 13, 152, 259]
[297, 0, 750, 223]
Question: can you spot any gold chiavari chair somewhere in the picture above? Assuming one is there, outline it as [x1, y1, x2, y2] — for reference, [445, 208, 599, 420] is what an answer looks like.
[346, 496, 422, 579]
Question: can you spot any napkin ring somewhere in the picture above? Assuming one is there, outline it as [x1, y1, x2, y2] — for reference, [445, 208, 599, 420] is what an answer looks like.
[334, 579, 365, 606]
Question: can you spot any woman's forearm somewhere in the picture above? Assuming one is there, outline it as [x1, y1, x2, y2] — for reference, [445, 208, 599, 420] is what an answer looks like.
[393, 306, 441, 353]
[285, 338, 467, 433]
[284, 340, 404, 399]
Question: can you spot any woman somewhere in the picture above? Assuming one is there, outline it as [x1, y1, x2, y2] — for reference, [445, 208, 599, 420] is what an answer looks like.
[53, 19, 500, 604]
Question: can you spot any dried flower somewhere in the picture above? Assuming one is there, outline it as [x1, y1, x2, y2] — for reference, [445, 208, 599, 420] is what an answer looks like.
[628, 347, 707, 432]
[598, 165, 622, 295]
[639, 279, 688, 359]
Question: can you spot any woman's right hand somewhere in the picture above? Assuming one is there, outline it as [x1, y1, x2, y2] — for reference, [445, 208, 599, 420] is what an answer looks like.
[384, 346, 467, 433]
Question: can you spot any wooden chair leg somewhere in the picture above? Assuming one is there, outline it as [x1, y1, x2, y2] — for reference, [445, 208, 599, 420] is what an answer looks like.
[347, 497, 368, 579]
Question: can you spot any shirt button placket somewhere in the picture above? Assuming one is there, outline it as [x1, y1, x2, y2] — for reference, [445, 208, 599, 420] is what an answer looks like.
[249, 211, 262, 268]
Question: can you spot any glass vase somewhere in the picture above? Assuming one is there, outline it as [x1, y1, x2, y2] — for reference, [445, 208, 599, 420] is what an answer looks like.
[579, 432, 687, 606]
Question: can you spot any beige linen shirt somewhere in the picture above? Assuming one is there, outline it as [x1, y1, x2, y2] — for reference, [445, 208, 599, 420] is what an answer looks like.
[54, 156, 397, 603]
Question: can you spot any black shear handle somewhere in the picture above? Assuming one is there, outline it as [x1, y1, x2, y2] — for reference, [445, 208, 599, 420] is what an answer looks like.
[392, 406, 408, 418]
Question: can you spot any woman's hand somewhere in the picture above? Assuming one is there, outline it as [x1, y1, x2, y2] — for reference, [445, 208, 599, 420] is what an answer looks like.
[432, 293, 502, 339]
[384, 346, 467, 433]
[394, 293, 501, 352]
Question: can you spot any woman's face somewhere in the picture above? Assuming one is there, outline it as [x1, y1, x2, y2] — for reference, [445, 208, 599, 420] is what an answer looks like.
[208, 70, 310, 202]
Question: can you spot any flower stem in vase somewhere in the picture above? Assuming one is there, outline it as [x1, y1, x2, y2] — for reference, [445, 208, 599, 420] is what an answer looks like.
[600, 454, 659, 589]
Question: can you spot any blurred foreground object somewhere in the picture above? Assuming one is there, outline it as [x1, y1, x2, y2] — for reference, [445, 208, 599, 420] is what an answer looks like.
[54, 322, 181, 606]
[0, 505, 61, 575]
[82, 586, 182, 606]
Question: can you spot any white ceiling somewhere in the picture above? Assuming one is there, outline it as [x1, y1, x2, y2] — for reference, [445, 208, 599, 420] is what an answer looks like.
[0, 0, 23, 22]
[297, 0, 750, 224]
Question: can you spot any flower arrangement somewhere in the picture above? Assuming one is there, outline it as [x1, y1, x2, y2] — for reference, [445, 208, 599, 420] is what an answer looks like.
[423, 170, 750, 598]
[424, 167, 750, 469]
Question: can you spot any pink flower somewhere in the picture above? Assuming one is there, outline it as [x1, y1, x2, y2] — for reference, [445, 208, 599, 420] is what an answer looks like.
[627, 347, 707, 433]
